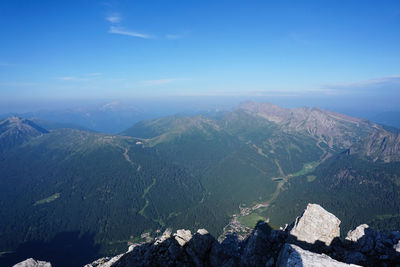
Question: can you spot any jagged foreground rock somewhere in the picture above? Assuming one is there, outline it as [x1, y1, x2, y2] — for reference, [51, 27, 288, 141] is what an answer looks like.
[15, 204, 400, 266]
[13, 258, 52, 267]
[288, 204, 341, 246]
[277, 244, 359, 267]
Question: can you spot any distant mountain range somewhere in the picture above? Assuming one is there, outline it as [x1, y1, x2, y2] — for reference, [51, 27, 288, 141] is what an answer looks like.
[0, 101, 155, 134]
[0, 101, 222, 134]
[0, 102, 399, 266]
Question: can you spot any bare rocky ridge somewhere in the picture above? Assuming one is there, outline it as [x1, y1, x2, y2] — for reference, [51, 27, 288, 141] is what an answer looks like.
[238, 102, 373, 149]
[239, 102, 400, 162]
[14, 203, 400, 266]
[13, 258, 52, 267]
[0, 116, 48, 151]
[78, 204, 399, 266]
[277, 244, 359, 267]
[360, 130, 400, 162]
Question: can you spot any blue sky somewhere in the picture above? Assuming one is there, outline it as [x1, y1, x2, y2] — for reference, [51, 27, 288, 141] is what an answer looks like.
[0, 0, 399, 111]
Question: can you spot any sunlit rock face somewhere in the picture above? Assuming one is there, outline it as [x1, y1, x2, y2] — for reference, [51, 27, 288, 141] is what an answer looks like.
[13, 258, 51, 267]
[289, 203, 341, 246]
[277, 243, 360, 267]
[346, 224, 370, 243]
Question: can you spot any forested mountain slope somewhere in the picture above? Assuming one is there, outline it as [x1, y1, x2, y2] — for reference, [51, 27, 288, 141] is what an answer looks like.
[1, 102, 399, 266]
[0, 120, 204, 263]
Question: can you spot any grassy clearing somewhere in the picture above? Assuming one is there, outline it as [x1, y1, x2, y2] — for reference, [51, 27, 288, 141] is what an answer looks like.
[307, 175, 316, 182]
[139, 200, 149, 217]
[34, 193, 60, 206]
[238, 213, 267, 228]
[290, 161, 319, 178]
[139, 179, 157, 217]
[142, 178, 156, 198]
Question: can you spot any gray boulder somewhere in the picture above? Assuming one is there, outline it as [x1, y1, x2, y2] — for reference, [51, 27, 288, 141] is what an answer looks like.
[289, 203, 341, 246]
[174, 229, 192, 246]
[154, 228, 172, 245]
[394, 240, 400, 253]
[277, 243, 360, 267]
[85, 241, 141, 267]
[13, 258, 51, 267]
[84, 255, 123, 267]
[346, 224, 369, 242]
[345, 224, 375, 253]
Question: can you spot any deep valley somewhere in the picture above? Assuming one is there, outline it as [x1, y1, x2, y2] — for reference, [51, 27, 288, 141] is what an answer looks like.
[1, 102, 400, 266]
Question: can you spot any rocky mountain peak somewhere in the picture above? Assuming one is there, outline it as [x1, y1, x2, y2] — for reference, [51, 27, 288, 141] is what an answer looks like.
[1, 116, 29, 129]
[0, 116, 48, 133]
[13, 258, 52, 267]
[362, 130, 400, 162]
[238, 101, 381, 149]
[0, 116, 48, 151]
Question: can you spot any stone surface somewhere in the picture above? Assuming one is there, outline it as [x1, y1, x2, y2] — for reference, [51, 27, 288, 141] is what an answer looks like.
[84, 241, 144, 267]
[174, 229, 192, 246]
[346, 224, 369, 242]
[154, 228, 172, 245]
[394, 240, 400, 253]
[197, 228, 209, 235]
[84, 254, 123, 267]
[276, 243, 360, 267]
[346, 224, 375, 253]
[13, 258, 52, 267]
[289, 203, 341, 246]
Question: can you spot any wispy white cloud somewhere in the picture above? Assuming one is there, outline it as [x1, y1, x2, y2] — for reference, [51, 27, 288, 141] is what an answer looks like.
[105, 11, 152, 39]
[353, 75, 400, 87]
[322, 75, 400, 91]
[105, 11, 185, 40]
[109, 26, 153, 39]
[246, 88, 333, 97]
[58, 76, 90, 82]
[105, 13, 121, 23]
[141, 78, 184, 86]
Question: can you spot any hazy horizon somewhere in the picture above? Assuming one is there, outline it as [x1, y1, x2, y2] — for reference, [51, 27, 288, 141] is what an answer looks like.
[1, 0, 400, 117]
[2, 96, 400, 133]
